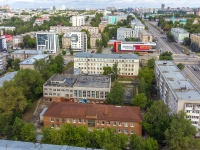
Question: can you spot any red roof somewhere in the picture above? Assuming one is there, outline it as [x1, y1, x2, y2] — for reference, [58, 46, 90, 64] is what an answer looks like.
[44, 102, 142, 122]
[2, 34, 13, 38]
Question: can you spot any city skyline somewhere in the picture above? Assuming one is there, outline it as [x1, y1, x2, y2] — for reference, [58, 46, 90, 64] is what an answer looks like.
[0, 0, 199, 9]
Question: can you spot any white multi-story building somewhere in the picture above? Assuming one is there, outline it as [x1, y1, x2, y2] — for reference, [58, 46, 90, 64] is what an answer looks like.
[63, 32, 87, 52]
[13, 35, 23, 49]
[36, 31, 59, 53]
[0, 53, 8, 73]
[0, 36, 7, 50]
[72, 16, 85, 26]
[155, 61, 200, 130]
[171, 28, 189, 43]
[50, 26, 98, 35]
[132, 22, 145, 30]
[74, 52, 139, 76]
[117, 27, 139, 41]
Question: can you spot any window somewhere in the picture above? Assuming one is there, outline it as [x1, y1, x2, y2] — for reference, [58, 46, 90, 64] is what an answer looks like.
[51, 124, 54, 128]
[83, 90, 86, 97]
[87, 91, 90, 97]
[130, 123, 134, 127]
[88, 120, 95, 127]
[113, 121, 116, 126]
[125, 122, 128, 127]
[79, 90, 82, 97]
[102, 121, 105, 125]
[100, 91, 104, 98]
[67, 118, 70, 123]
[50, 118, 54, 122]
[73, 119, 76, 123]
[119, 122, 122, 126]
[56, 118, 59, 122]
[107, 121, 110, 126]
[130, 130, 134, 134]
[56, 124, 59, 128]
[78, 119, 81, 123]
[118, 129, 122, 133]
[96, 91, 99, 98]
[62, 118, 65, 123]
[74, 90, 78, 97]
[124, 129, 128, 134]
[83, 120, 86, 124]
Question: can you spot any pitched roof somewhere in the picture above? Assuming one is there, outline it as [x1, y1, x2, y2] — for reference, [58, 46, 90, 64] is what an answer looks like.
[44, 102, 142, 122]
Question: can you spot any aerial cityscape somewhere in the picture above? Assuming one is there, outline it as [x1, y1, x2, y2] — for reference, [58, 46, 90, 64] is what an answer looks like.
[0, 1, 200, 149]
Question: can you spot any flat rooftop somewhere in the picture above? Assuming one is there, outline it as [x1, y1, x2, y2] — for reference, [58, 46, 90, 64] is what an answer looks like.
[155, 61, 200, 101]
[0, 71, 18, 87]
[11, 50, 39, 55]
[171, 28, 189, 33]
[44, 74, 111, 89]
[0, 140, 100, 150]
[20, 54, 49, 65]
[75, 52, 139, 60]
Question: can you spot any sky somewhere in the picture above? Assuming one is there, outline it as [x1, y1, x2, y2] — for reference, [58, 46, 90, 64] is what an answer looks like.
[0, 0, 200, 9]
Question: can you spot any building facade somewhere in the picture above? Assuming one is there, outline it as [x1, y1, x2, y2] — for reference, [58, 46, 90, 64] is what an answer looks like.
[12, 35, 23, 49]
[90, 34, 102, 48]
[155, 61, 200, 129]
[171, 28, 189, 43]
[62, 32, 87, 52]
[190, 34, 200, 48]
[11, 50, 39, 61]
[117, 27, 139, 41]
[0, 53, 8, 73]
[43, 74, 111, 103]
[138, 30, 153, 43]
[0, 36, 7, 50]
[50, 26, 99, 35]
[43, 102, 142, 135]
[72, 16, 85, 26]
[98, 22, 108, 33]
[74, 52, 139, 76]
[36, 32, 59, 53]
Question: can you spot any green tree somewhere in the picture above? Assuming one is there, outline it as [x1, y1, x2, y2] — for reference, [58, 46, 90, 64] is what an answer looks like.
[166, 32, 175, 42]
[59, 33, 64, 48]
[20, 123, 36, 142]
[183, 37, 191, 46]
[103, 66, 112, 75]
[177, 63, 185, 70]
[130, 134, 145, 150]
[101, 32, 109, 47]
[138, 67, 154, 86]
[12, 117, 25, 140]
[112, 62, 119, 80]
[12, 58, 21, 71]
[138, 77, 148, 94]
[143, 100, 171, 144]
[159, 51, 173, 60]
[145, 137, 159, 150]
[14, 69, 44, 101]
[62, 50, 66, 55]
[132, 93, 147, 109]
[70, 50, 74, 55]
[147, 58, 156, 69]
[165, 111, 197, 150]
[106, 81, 124, 105]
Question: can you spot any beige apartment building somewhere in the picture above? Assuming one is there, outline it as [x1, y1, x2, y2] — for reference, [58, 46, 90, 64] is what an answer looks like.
[43, 74, 111, 103]
[90, 34, 102, 48]
[74, 52, 139, 77]
[138, 30, 153, 43]
[98, 22, 108, 33]
[50, 26, 99, 35]
[190, 34, 200, 48]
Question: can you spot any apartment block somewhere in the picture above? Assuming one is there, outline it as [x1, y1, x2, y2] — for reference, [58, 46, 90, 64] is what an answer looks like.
[117, 27, 139, 41]
[36, 31, 59, 53]
[72, 16, 85, 26]
[0, 36, 7, 50]
[155, 61, 200, 129]
[12, 35, 23, 49]
[0, 53, 8, 73]
[90, 34, 102, 48]
[74, 52, 139, 77]
[138, 30, 152, 43]
[50, 26, 98, 35]
[190, 33, 200, 48]
[171, 28, 189, 43]
[62, 32, 87, 52]
[42, 102, 142, 135]
[43, 74, 111, 103]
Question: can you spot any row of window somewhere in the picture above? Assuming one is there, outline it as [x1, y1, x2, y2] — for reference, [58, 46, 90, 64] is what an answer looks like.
[44, 88, 73, 92]
[50, 118, 134, 127]
[74, 90, 108, 98]
[75, 58, 135, 63]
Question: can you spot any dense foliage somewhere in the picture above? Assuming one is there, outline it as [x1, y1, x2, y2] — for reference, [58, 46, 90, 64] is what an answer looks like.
[90, 13, 103, 27]
[159, 51, 173, 60]
[42, 124, 128, 150]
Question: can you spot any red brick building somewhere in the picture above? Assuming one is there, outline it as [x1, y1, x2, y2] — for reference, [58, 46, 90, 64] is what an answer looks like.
[43, 102, 142, 135]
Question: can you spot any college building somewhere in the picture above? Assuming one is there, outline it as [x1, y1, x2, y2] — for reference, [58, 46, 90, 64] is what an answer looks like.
[74, 52, 139, 77]
[42, 102, 142, 135]
[43, 74, 111, 103]
[155, 61, 200, 130]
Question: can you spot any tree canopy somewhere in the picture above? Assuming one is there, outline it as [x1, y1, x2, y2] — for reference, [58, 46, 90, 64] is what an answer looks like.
[159, 51, 173, 60]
